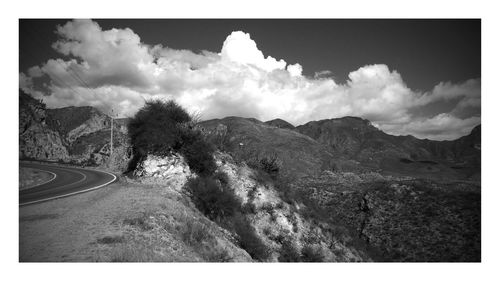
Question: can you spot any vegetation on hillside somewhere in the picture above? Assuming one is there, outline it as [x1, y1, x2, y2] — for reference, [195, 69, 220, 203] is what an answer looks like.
[127, 99, 216, 175]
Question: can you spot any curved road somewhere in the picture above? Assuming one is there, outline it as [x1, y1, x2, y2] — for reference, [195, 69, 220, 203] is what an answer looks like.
[19, 162, 117, 206]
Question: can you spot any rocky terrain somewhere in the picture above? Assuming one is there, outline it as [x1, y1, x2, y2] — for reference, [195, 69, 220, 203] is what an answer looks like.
[19, 93, 481, 262]
[289, 171, 480, 261]
[19, 90, 131, 168]
[19, 91, 69, 160]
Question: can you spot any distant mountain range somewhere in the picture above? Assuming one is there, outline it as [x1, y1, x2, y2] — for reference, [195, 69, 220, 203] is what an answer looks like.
[19, 90, 480, 181]
[201, 116, 480, 181]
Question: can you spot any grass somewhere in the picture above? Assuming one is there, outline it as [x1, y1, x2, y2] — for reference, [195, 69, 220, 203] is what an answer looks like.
[180, 220, 211, 246]
[19, 167, 54, 189]
[123, 213, 155, 231]
[110, 244, 168, 262]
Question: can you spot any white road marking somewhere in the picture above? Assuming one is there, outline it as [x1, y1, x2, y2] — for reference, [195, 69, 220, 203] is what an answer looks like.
[19, 167, 117, 207]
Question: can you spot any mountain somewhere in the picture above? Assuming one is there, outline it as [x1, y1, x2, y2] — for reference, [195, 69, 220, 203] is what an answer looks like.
[20, 91, 480, 181]
[296, 117, 480, 181]
[19, 97, 480, 261]
[198, 116, 338, 176]
[264, 118, 295, 130]
[19, 91, 68, 160]
[19, 91, 130, 167]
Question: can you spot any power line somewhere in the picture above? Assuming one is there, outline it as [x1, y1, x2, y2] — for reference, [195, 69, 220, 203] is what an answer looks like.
[23, 26, 99, 97]
[19, 48, 83, 98]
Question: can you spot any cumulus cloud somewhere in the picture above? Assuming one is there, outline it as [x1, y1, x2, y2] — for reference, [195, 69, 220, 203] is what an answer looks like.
[379, 114, 481, 141]
[20, 19, 480, 140]
[220, 31, 287, 72]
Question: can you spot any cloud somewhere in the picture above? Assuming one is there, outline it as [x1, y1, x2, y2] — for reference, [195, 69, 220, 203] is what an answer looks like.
[20, 19, 480, 140]
[220, 31, 287, 72]
[379, 113, 480, 141]
[314, 70, 333, 79]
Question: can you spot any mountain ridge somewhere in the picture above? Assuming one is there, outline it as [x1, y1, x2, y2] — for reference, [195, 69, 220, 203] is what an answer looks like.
[19, 91, 480, 180]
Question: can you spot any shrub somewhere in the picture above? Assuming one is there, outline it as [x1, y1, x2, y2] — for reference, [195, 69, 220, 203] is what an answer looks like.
[181, 220, 211, 246]
[206, 124, 234, 152]
[301, 245, 325, 262]
[278, 239, 301, 262]
[185, 174, 240, 221]
[259, 153, 282, 176]
[247, 152, 282, 178]
[232, 214, 270, 261]
[179, 130, 216, 176]
[213, 170, 230, 186]
[128, 99, 191, 157]
[127, 99, 216, 175]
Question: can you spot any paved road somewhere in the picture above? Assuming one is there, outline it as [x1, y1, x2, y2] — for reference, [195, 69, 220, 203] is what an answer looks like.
[19, 162, 117, 206]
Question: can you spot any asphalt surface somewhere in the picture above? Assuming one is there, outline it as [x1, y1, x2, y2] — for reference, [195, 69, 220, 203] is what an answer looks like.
[19, 162, 117, 206]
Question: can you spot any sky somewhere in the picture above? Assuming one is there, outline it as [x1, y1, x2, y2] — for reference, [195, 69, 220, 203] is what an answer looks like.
[19, 19, 481, 140]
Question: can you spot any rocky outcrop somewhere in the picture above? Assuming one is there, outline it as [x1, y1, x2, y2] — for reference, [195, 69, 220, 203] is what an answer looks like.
[46, 106, 110, 143]
[213, 152, 368, 262]
[20, 93, 131, 168]
[134, 154, 192, 191]
[19, 91, 69, 160]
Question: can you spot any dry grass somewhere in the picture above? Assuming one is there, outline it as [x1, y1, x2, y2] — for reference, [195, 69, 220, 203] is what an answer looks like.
[19, 167, 54, 189]
[19, 178, 251, 262]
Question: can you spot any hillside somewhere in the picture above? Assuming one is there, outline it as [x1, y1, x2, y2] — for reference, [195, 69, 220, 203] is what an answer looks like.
[19, 91, 68, 160]
[296, 117, 481, 181]
[19, 90, 130, 167]
[289, 172, 480, 261]
[264, 118, 295, 130]
[198, 116, 336, 176]
[19, 98, 481, 262]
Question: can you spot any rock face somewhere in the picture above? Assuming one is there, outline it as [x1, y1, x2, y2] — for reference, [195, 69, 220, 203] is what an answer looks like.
[134, 154, 192, 190]
[19, 91, 69, 160]
[46, 106, 110, 142]
[19, 91, 131, 168]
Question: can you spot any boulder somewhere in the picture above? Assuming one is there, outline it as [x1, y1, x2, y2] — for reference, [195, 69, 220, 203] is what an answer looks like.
[134, 154, 192, 191]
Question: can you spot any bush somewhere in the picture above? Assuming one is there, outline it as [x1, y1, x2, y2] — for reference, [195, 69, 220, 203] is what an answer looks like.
[278, 239, 301, 262]
[181, 220, 211, 246]
[206, 125, 234, 152]
[232, 214, 270, 261]
[185, 174, 240, 221]
[301, 245, 325, 262]
[179, 129, 216, 176]
[259, 153, 282, 176]
[247, 152, 282, 177]
[128, 99, 191, 157]
[127, 99, 216, 175]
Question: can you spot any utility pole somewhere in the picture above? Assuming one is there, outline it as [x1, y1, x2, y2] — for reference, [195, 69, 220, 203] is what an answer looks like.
[110, 109, 114, 157]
